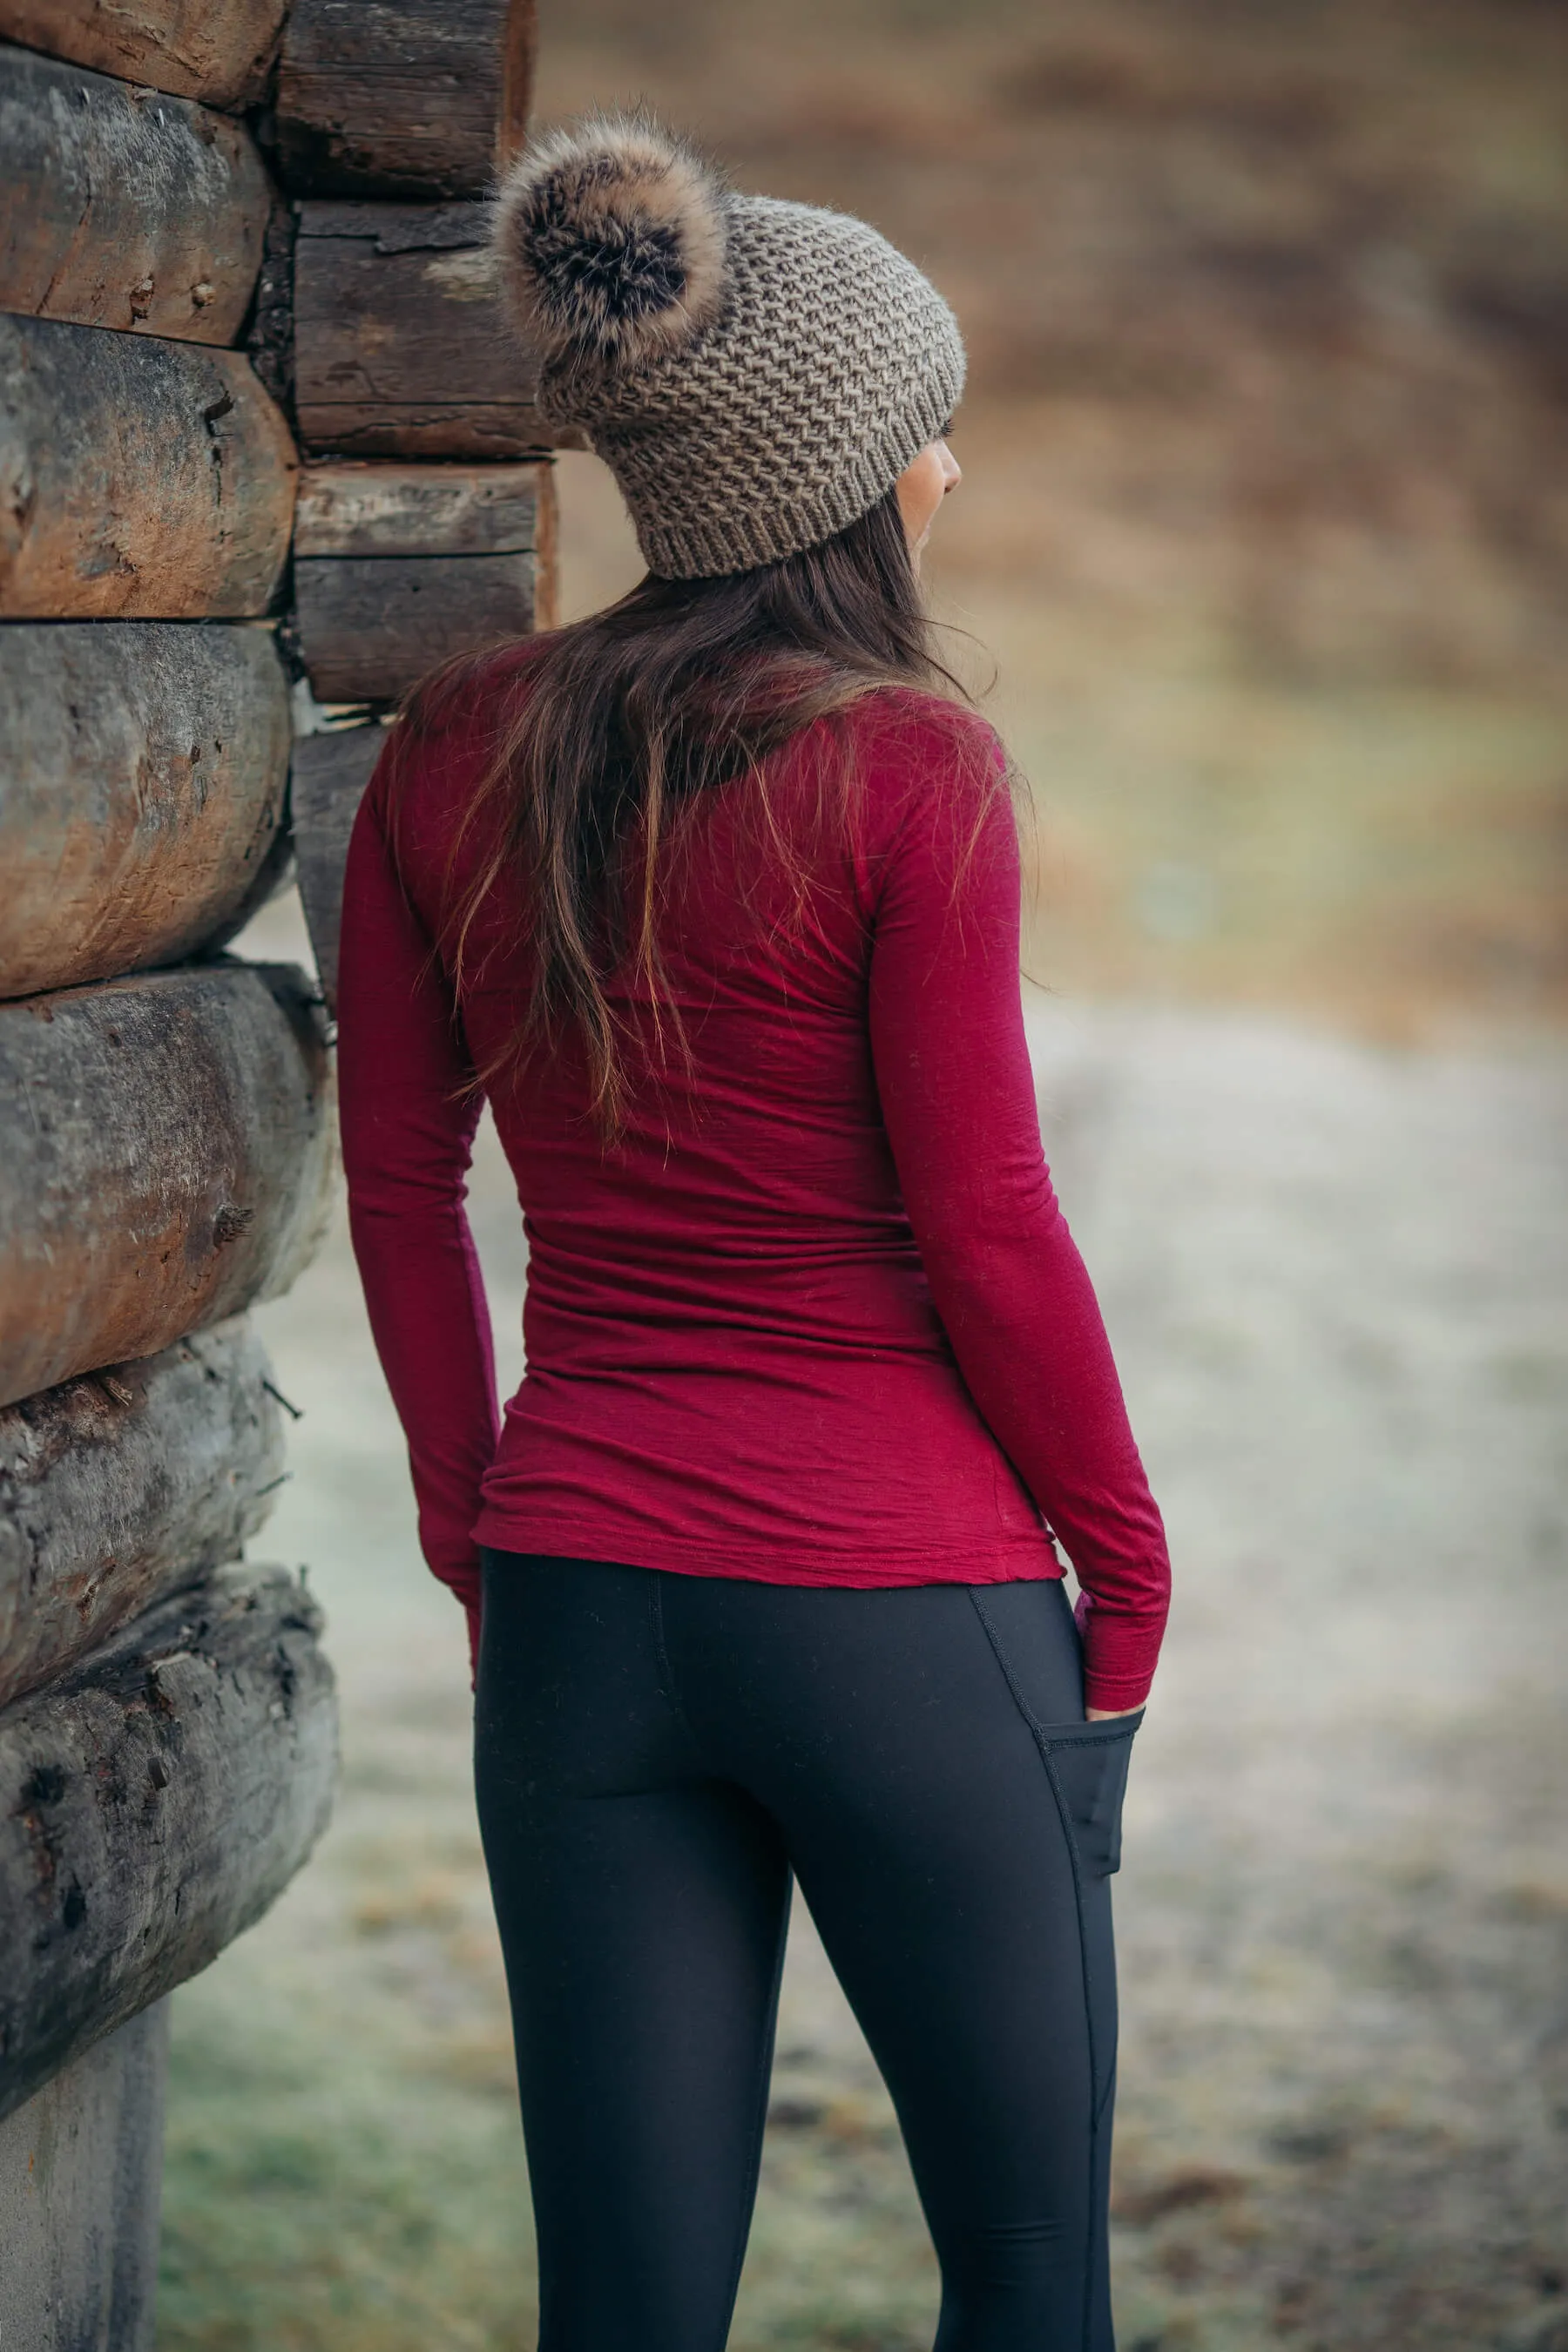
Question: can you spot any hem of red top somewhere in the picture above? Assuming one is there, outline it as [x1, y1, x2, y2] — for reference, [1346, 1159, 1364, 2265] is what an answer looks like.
[470, 1510, 1063, 1590]
[454, 1524, 1156, 1707]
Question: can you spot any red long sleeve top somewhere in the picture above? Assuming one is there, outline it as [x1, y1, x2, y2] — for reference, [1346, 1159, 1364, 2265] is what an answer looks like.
[335, 664, 1170, 1710]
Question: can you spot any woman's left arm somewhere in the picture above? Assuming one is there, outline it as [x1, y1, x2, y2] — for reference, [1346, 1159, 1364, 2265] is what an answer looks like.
[866, 717, 1172, 1716]
[336, 755, 501, 1668]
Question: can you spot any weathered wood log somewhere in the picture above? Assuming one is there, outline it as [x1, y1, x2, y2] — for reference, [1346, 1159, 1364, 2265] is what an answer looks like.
[276, 0, 536, 199]
[293, 462, 552, 702]
[0, 44, 270, 346]
[0, 317, 296, 618]
[294, 458, 552, 558]
[0, 622, 291, 997]
[0, 2000, 166, 2351]
[0, 0, 287, 108]
[0, 1318, 284, 1711]
[0, 1563, 336, 2123]
[294, 202, 547, 458]
[0, 964, 335, 1410]
[291, 726, 385, 1010]
[297, 551, 538, 701]
[246, 194, 295, 415]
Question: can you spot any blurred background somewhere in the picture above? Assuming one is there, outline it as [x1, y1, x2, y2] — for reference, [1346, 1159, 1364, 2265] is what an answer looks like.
[163, 3, 1567, 2347]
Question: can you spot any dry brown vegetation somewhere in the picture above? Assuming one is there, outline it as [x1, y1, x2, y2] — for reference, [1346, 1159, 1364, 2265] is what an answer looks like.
[541, 0, 1568, 1037]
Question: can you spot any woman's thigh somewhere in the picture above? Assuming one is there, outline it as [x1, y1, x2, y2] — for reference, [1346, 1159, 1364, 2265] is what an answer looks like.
[475, 1555, 793, 2352]
[661, 1573, 1136, 2352]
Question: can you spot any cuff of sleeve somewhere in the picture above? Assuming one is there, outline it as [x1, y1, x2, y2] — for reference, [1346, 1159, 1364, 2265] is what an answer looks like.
[1083, 1667, 1152, 1713]
[1075, 1588, 1163, 1713]
[432, 1558, 482, 1611]
[429, 1565, 483, 1687]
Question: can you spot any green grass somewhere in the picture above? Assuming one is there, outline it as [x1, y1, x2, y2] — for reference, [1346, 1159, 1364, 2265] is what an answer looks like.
[159, 1968, 536, 2352]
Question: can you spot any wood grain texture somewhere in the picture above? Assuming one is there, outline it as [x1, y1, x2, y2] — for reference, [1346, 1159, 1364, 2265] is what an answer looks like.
[0, 963, 335, 1410]
[0, 622, 291, 997]
[291, 725, 384, 1010]
[0, 319, 296, 618]
[294, 460, 548, 557]
[276, 0, 536, 199]
[295, 551, 537, 703]
[0, 2001, 166, 2352]
[0, 1562, 336, 2123]
[294, 465, 549, 697]
[0, 44, 270, 346]
[294, 202, 547, 459]
[245, 195, 295, 416]
[0, 1319, 284, 1711]
[0, 0, 287, 108]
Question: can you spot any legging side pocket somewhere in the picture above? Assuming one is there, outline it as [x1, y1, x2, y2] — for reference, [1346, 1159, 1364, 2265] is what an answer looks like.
[1039, 1719, 1140, 1881]
[1037, 1721, 1139, 2147]
[967, 1590, 1142, 2124]
[970, 1591, 1139, 2352]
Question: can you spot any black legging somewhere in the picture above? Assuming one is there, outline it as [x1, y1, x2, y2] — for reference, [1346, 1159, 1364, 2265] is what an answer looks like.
[474, 1553, 1141, 2352]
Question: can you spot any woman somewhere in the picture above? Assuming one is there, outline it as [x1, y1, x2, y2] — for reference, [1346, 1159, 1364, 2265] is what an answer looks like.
[337, 116, 1171, 2352]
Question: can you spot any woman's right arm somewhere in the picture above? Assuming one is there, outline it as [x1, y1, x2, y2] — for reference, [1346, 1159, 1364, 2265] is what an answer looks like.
[866, 720, 1171, 1714]
[335, 752, 501, 1666]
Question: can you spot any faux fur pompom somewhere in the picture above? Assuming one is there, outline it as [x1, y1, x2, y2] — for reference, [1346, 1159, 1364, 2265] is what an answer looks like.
[493, 116, 730, 369]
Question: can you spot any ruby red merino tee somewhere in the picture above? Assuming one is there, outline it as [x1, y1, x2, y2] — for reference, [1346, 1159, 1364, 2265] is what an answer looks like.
[335, 666, 1170, 1711]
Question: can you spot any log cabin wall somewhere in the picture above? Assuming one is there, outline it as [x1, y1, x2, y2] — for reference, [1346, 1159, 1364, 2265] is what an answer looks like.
[276, 0, 552, 1002]
[0, 3, 555, 2338]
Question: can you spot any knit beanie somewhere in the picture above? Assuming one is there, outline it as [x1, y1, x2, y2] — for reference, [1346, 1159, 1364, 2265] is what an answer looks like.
[491, 115, 966, 580]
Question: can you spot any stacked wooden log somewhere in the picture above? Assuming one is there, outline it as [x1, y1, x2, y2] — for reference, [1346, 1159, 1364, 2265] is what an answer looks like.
[276, 0, 554, 1001]
[0, 0, 332, 2314]
[0, 0, 558, 2338]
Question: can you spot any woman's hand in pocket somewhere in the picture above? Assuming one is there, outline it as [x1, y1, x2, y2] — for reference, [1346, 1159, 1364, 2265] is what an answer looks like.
[1085, 1704, 1143, 1720]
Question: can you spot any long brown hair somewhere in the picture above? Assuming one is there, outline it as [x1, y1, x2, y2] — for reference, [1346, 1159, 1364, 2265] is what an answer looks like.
[394, 480, 990, 1132]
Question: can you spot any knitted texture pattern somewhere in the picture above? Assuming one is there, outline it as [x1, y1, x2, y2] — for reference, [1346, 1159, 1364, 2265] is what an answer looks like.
[492, 118, 966, 579]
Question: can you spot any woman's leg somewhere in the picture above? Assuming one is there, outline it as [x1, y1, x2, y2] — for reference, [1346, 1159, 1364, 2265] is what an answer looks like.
[659, 1572, 1136, 2352]
[474, 1554, 792, 2352]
